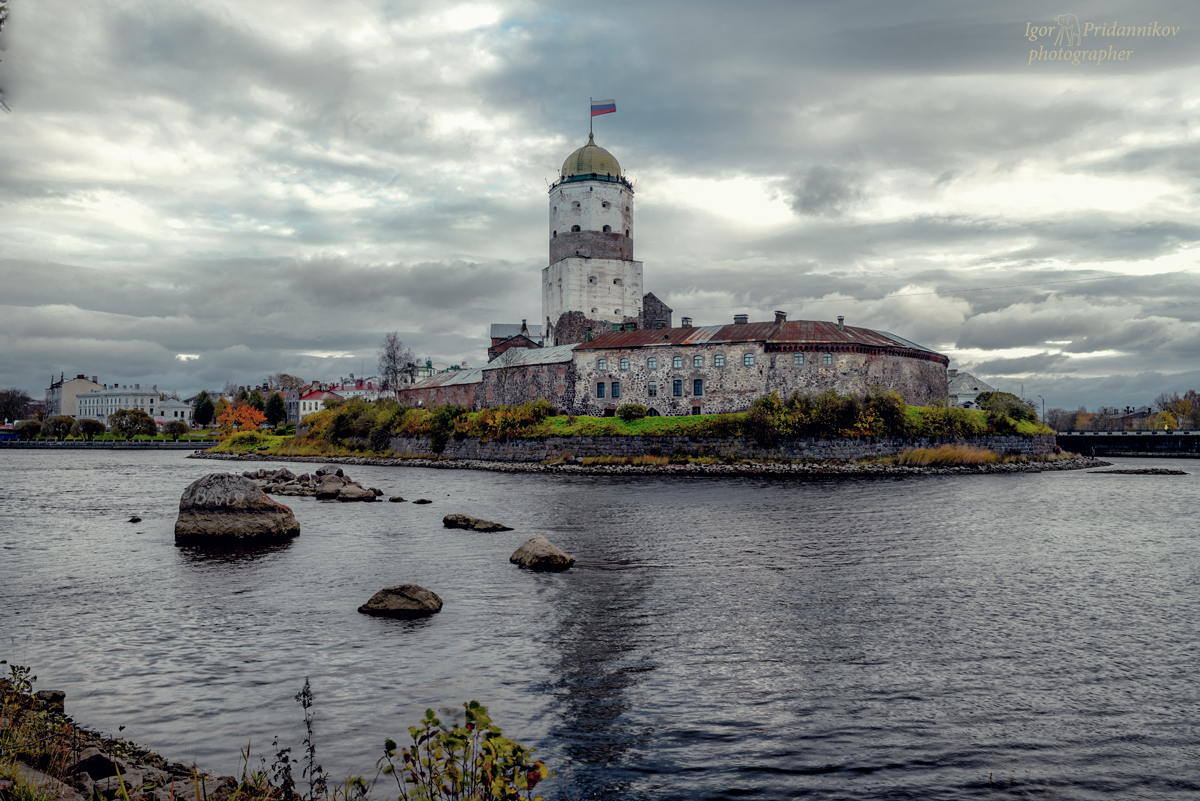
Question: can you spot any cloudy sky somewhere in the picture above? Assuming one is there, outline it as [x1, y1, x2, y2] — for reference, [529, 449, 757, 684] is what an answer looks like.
[2, 0, 1198, 410]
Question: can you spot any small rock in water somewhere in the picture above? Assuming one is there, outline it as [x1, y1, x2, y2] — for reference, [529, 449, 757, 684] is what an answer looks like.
[412, 498, 432, 504]
[337, 483, 378, 502]
[128, 516, 142, 523]
[443, 513, 513, 532]
[357, 584, 443, 618]
[388, 496, 405, 503]
[509, 535, 575, 571]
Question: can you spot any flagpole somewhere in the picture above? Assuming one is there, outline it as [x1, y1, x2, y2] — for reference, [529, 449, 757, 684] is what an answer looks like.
[589, 96, 592, 137]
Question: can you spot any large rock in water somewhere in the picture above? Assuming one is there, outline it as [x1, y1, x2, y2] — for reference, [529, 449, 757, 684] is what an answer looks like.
[357, 584, 443, 619]
[443, 513, 513, 532]
[509, 535, 575, 571]
[174, 473, 300, 545]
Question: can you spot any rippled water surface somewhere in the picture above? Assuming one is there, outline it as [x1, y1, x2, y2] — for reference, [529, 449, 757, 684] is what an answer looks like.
[2, 450, 1199, 799]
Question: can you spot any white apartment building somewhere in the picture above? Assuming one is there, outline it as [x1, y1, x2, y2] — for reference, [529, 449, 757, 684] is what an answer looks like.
[76, 384, 164, 424]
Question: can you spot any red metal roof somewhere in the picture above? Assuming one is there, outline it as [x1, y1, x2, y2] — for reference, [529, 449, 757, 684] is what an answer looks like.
[574, 320, 942, 353]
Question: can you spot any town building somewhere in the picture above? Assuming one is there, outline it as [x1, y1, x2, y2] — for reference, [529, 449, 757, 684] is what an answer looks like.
[45, 374, 102, 417]
[76, 383, 164, 423]
[400, 134, 950, 414]
[948, 370, 997, 409]
[296, 388, 343, 419]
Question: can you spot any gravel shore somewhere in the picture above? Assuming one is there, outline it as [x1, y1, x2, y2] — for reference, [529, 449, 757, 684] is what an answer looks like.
[189, 450, 1111, 476]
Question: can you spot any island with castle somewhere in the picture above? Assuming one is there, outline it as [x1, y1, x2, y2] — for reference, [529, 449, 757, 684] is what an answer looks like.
[396, 133, 950, 417]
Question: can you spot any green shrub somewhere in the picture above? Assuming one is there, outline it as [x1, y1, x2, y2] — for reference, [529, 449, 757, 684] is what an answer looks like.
[380, 701, 551, 801]
[617, 403, 647, 421]
[226, 431, 268, 448]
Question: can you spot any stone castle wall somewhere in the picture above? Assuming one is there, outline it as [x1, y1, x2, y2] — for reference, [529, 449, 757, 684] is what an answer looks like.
[388, 433, 1056, 462]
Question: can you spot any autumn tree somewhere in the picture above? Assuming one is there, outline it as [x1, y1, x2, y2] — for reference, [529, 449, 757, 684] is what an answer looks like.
[269, 373, 305, 391]
[70, 418, 107, 441]
[378, 332, 414, 396]
[40, 415, 75, 440]
[163, 420, 189, 440]
[264, 392, 287, 427]
[218, 403, 266, 432]
[108, 409, 157, 438]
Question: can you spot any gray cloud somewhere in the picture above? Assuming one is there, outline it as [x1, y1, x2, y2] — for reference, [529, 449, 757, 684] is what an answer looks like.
[1, 0, 1200, 412]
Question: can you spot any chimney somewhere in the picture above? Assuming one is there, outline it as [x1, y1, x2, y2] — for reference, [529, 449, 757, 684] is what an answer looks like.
[948, 369, 958, 377]
[774, 311, 787, 324]
[135, 383, 140, 389]
[681, 317, 692, 328]
[837, 316, 845, 332]
[734, 314, 748, 325]
[92, 376, 98, 384]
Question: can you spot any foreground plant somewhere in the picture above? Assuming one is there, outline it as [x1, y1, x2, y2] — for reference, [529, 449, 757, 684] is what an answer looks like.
[379, 702, 550, 801]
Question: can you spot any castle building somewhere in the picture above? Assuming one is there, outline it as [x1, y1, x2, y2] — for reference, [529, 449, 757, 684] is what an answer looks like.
[402, 133, 950, 413]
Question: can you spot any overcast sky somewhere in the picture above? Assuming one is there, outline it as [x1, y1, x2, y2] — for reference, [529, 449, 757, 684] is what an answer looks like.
[2, 0, 1199, 410]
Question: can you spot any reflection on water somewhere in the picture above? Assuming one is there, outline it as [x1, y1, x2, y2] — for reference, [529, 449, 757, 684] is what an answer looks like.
[2, 451, 1200, 800]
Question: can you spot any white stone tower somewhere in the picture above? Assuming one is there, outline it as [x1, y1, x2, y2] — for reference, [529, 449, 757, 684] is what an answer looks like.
[542, 133, 643, 345]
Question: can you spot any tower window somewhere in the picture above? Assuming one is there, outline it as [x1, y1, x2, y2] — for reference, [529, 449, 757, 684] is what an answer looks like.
[553, 207, 557, 213]
[602, 201, 610, 209]
[573, 202, 580, 208]
[588, 276, 597, 284]
[615, 308, 621, 314]
[625, 229, 629, 236]
[591, 308, 598, 313]
[613, 278, 622, 285]
[571, 225, 581, 232]
[603, 225, 612, 232]
[552, 231, 557, 238]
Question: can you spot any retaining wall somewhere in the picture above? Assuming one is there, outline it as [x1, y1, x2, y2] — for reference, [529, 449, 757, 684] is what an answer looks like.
[388, 433, 1056, 463]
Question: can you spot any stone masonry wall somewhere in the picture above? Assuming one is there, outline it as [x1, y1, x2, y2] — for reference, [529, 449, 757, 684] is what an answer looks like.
[388, 433, 1056, 462]
[572, 342, 949, 416]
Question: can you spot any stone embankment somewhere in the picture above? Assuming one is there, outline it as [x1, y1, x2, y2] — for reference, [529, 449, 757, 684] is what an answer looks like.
[191, 451, 1108, 476]
[385, 433, 1059, 463]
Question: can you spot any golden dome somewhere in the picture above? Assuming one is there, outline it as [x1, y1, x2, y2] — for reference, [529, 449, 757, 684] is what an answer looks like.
[561, 133, 621, 178]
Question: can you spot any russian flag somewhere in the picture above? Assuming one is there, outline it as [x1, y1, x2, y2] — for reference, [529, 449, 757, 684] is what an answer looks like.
[591, 99, 616, 117]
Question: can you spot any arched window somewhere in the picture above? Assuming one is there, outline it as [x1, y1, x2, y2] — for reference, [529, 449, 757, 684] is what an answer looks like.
[744, 353, 755, 366]
[571, 225, 581, 232]
[602, 225, 612, 232]
[552, 231, 557, 238]
[625, 229, 629, 236]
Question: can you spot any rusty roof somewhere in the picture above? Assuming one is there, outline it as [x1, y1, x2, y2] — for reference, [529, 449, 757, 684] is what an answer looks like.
[574, 320, 942, 354]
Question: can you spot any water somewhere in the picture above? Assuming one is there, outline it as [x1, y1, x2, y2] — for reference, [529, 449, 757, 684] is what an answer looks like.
[2, 450, 1199, 800]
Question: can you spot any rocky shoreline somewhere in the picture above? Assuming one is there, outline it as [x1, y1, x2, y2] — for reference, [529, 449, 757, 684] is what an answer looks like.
[0, 685, 237, 801]
[189, 450, 1111, 476]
